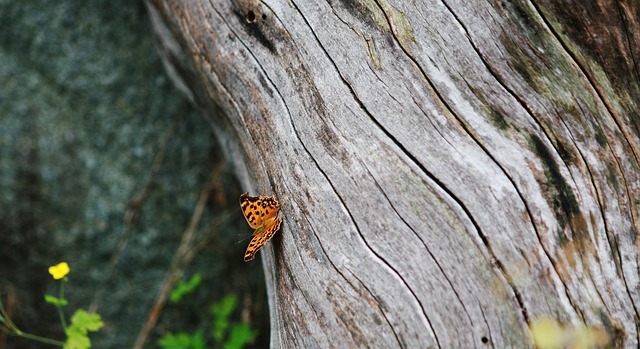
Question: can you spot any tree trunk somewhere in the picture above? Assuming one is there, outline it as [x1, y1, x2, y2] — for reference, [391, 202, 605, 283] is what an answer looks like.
[144, 0, 640, 347]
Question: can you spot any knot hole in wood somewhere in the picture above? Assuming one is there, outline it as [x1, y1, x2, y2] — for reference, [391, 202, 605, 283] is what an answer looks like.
[245, 10, 267, 24]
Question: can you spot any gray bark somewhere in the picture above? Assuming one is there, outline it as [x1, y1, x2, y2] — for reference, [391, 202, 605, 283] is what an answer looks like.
[145, 0, 640, 347]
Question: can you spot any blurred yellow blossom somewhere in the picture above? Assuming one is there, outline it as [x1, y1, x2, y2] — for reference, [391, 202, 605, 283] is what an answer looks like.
[530, 316, 609, 349]
[48, 262, 70, 280]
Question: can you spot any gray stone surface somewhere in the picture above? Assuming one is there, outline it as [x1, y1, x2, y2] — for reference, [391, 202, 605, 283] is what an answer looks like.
[0, 2, 267, 348]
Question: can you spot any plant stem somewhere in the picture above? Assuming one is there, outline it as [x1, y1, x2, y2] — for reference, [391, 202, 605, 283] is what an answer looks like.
[57, 279, 67, 329]
[13, 329, 64, 346]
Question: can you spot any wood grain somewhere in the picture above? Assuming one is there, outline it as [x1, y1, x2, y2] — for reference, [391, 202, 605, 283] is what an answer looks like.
[145, 0, 640, 347]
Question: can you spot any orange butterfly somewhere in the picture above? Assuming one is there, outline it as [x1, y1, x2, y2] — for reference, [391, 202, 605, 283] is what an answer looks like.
[240, 193, 283, 262]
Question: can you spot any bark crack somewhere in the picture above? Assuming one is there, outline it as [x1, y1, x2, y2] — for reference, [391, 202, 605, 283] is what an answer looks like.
[283, 3, 444, 347]
[478, 299, 494, 348]
[280, 257, 326, 347]
[425, 0, 598, 322]
[364, 164, 478, 339]
[559, 96, 640, 321]
[297, 212, 404, 348]
[198, 5, 387, 344]
[519, 4, 640, 271]
[437, 0, 627, 273]
[196, 2, 277, 190]
[289, 0, 533, 330]
[218, 2, 439, 344]
[614, 1, 640, 89]
[346, 269, 404, 348]
[322, 169, 442, 348]
[526, 0, 640, 217]
[370, 0, 539, 324]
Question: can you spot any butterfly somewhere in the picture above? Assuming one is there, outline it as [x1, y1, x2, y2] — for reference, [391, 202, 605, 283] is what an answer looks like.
[240, 193, 283, 262]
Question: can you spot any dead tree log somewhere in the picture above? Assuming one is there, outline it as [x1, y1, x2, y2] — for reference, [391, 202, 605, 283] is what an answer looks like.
[145, 0, 640, 347]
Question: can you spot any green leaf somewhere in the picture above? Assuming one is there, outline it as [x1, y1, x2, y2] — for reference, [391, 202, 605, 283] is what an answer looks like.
[44, 294, 68, 306]
[158, 332, 189, 349]
[62, 310, 103, 349]
[170, 273, 203, 303]
[210, 294, 237, 318]
[210, 294, 237, 341]
[158, 331, 205, 349]
[69, 309, 104, 333]
[63, 326, 91, 349]
[223, 323, 257, 349]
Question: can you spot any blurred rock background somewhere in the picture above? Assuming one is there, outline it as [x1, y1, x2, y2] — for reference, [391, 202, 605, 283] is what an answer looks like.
[0, 1, 268, 348]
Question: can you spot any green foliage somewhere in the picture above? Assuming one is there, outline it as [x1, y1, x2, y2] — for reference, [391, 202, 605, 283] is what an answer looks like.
[69, 309, 105, 333]
[159, 331, 205, 349]
[210, 295, 237, 341]
[223, 323, 257, 349]
[0, 263, 104, 348]
[63, 309, 105, 349]
[63, 330, 90, 349]
[158, 287, 257, 349]
[170, 273, 203, 303]
[45, 294, 69, 306]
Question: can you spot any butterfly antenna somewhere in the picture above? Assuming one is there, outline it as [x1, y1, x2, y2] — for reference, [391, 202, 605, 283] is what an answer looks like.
[235, 234, 252, 245]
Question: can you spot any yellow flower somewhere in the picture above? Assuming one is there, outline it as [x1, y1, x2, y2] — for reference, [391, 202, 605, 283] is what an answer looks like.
[530, 317, 565, 349]
[48, 262, 70, 280]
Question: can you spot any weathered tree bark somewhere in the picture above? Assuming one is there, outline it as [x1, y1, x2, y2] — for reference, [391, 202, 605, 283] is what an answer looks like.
[145, 0, 639, 347]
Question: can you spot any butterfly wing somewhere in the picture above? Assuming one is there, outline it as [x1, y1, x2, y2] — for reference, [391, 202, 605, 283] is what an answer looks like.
[240, 193, 280, 230]
[244, 217, 283, 262]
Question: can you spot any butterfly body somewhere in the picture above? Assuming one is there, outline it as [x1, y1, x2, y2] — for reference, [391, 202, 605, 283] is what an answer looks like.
[240, 193, 283, 262]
